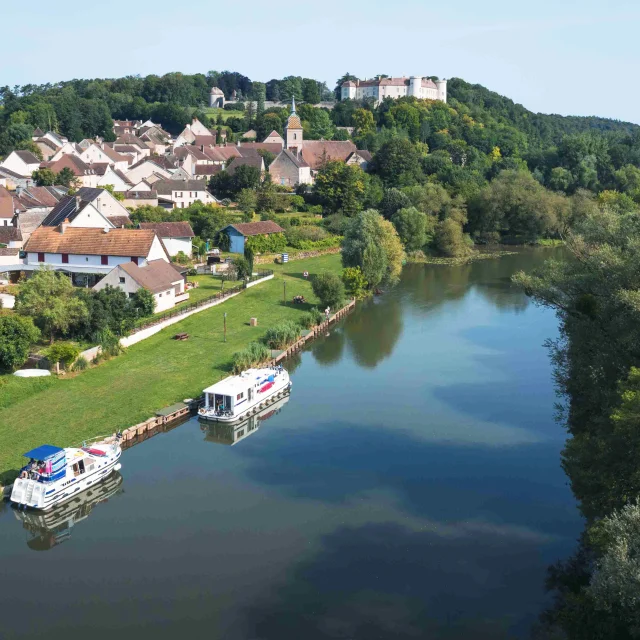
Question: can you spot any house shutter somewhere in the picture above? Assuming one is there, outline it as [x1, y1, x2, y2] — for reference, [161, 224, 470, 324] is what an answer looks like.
[131, 257, 139, 265]
[101, 255, 108, 265]
[38, 252, 45, 262]
[62, 254, 69, 264]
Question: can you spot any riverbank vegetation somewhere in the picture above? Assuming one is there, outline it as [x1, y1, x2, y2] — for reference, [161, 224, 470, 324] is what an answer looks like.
[0, 254, 342, 480]
[514, 209, 640, 638]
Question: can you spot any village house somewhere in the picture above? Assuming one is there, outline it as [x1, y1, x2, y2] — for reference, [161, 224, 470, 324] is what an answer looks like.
[43, 155, 100, 188]
[19, 226, 169, 287]
[94, 259, 188, 312]
[0, 150, 41, 178]
[97, 165, 133, 192]
[0, 166, 33, 190]
[345, 150, 373, 170]
[226, 154, 265, 178]
[74, 187, 131, 224]
[122, 190, 158, 209]
[0, 186, 17, 226]
[138, 221, 195, 257]
[34, 137, 61, 161]
[79, 144, 130, 172]
[0, 226, 23, 249]
[263, 130, 284, 145]
[41, 195, 115, 230]
[222, 221, 285, 254]
[268, 149, 312, 186]
[154, 179, 217, 209]
[125, 157, 174, 184]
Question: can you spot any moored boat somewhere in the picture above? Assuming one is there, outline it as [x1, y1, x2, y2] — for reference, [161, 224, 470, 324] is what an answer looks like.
[198, 366, 291, 423]
[10, 439, 122, 511]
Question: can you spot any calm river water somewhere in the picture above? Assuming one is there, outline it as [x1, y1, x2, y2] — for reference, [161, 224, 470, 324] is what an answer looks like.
[0, 249, 581, 640]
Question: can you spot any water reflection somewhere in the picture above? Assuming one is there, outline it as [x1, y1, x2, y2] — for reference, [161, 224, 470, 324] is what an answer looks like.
[13, 472, 123, 551]
[310, 327, 345, 366]
[344, 295, 403, 368]
[201, 396, 290, 446]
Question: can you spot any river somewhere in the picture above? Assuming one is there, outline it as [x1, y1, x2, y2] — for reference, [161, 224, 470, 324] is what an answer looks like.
[0, 249, 581, 640]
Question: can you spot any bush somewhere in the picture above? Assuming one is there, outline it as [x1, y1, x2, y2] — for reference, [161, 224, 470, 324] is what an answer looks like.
[0, 315, 40, 371]
[322, 213, 348, 235]
[45, 342, 80, 371]
[262, 321, 301, 350]
[174, 251, 190, 265]
[72, 356, 88, 372]
[233, 256, 251, 279]
[342, 266, 368, 298]
[312, 272, 345, 309]
[231, 341, 270, 374]
[305, 204, 323, 215]
[224, 103, 244, 111]
[298, 307, 324, 329]
[98, 329, 123, 357]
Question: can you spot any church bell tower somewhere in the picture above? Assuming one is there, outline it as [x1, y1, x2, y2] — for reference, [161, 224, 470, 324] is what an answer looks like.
[284, 97, 303, 155]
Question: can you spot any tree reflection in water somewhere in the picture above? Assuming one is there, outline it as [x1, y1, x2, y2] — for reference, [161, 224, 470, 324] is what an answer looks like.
[310, 328, 345, 366]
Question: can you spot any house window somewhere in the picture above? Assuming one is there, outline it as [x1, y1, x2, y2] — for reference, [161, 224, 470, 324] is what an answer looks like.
[128, 292, 134, 298]
[119, 277, 125, 284]
[131, 257, 138, 265]
[61, 253, 69, 264]
[159, 293, 162, 297]
[101, 255, 108, 265]
[37, 252, 45, 262]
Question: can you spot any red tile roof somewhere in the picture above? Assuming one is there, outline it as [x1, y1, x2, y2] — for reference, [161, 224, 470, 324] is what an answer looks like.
[227, 221, 284, 236]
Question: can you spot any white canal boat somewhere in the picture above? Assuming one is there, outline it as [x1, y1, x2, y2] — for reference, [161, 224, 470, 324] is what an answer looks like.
[10, 441, 122, 511]
[198, 366, 291, 423]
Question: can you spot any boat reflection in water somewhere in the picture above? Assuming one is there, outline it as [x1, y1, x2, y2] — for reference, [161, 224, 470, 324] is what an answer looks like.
[13, 471, 124, 551]
[201, 395, 290, 446]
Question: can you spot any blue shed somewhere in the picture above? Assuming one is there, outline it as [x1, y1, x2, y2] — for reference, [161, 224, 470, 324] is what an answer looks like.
[221, 221, 285, 254]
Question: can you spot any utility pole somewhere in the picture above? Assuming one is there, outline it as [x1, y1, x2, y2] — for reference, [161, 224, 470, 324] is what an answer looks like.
[223, 312, 227, 342]
[283, 279, 286, 304]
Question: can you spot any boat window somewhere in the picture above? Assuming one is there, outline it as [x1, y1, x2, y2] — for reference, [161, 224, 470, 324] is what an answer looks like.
[78, 459, 85, 474]
[236, 392, 244, 400]
[72, 463, 80, 477]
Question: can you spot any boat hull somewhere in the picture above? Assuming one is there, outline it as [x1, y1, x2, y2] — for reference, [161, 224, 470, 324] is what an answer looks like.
[10, 447, 122, 511]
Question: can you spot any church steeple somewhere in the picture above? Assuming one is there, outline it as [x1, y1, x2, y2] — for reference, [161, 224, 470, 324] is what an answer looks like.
[284, 95, 303, 154]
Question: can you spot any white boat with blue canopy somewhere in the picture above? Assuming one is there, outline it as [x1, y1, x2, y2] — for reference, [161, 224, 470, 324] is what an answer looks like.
[10, 440, 122, 511]
[198, 366, 291, 423]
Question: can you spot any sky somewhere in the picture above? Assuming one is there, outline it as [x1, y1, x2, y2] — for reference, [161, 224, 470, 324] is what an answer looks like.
[3, 0, 639, 123]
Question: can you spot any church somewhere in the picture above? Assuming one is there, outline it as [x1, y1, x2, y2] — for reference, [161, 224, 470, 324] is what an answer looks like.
[268, 99, 366, 187]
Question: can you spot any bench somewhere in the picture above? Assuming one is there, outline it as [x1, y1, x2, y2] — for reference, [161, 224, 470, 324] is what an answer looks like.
[174, 332, 189, 341]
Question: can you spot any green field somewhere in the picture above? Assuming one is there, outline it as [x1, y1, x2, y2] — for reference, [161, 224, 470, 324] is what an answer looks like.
[203, 107, 245, 122]
[0, 254, 342, 480]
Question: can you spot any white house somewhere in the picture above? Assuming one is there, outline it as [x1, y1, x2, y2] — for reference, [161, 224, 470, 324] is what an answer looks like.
[97, 166, 132, 192]
[44, 155, 100, 188]
[41, 195, 115, 230]
[0, 150, 41, 178]
[49, 141, 82, 162]
[21, 226, 169, 287]
[138, 221, 195, 257]
[75, 187, 131, 223]
[80, 144, 130, 172]
[94, 259, 188, 312]
[154, 179, 217, 209]
[263, 130, 284, 145]
[125, 158, 173, 185]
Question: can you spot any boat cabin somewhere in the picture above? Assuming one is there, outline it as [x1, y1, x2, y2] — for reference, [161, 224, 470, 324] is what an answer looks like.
[202, 369, 277, 417]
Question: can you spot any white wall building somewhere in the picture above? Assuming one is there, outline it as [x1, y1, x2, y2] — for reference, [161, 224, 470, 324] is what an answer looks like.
[138, 221, 195, 257]
[154, 179, 217, 209]
[94, 259, 188, 312]
[341, 76, 447, 104]
[20, 226, 168, 286]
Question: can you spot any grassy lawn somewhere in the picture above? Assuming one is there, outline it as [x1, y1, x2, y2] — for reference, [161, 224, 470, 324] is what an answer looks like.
[183, 274, 243, 305]
[0, 254, 342, 480]
[203, 107, 244, 122]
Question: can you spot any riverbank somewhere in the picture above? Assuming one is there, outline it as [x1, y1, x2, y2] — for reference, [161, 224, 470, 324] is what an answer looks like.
[0, 254, 342, 480]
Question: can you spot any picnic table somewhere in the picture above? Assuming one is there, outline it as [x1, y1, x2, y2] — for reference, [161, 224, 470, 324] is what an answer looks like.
[174, 332, 189, 341]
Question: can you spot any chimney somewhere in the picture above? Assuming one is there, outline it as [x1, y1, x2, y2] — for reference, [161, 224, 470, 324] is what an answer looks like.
[75, 195, 81, 209]
[59, 217, 70, 234]
[103, 226, 110, 233]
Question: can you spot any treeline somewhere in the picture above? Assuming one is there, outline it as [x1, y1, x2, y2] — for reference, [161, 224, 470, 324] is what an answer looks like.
[514, 209, 640, 638]
[0, 71, 332, 147]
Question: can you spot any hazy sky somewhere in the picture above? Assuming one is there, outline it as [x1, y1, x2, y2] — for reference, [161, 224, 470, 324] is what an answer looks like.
[3, 0, 639, 123]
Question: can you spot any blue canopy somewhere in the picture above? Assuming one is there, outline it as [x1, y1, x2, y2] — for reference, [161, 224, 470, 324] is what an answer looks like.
[23, 445, 64, 460]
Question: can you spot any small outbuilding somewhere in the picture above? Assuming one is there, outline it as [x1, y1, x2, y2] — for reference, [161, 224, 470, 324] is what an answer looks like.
[221, 221, 285, 254]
